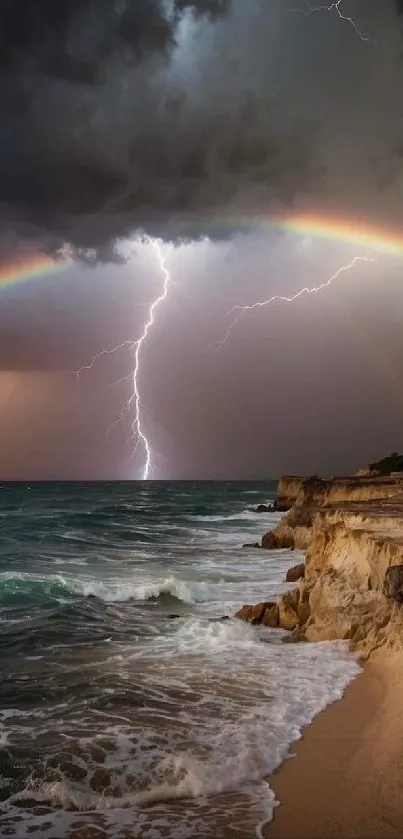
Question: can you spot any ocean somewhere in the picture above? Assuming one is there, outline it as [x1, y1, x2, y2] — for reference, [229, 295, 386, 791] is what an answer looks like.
[0, 481, 360, 839]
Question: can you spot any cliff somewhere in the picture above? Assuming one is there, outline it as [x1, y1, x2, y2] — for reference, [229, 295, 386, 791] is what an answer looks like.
[263, 474, 403, 551]
[237, 475, 403, 657]
[303, 497, 403, 654]
[274, 476, 307, 511]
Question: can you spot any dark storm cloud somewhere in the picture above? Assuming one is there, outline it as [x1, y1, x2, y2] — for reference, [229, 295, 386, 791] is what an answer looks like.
[0, 0, 329, 257]
[0, 1, 230, 79]
[1, 0, 403, 259]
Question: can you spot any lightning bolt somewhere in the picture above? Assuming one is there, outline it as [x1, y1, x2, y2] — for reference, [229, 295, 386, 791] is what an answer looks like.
[76, 238, 171, 480]
[290, 1, 370, 42]
[216, 255, 376, 349]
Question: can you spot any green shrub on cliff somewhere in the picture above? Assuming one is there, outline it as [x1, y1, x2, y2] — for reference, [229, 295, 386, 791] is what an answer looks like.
[369, 453, 403, 475]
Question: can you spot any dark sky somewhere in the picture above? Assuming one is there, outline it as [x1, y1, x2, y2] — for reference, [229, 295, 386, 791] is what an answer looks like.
[1, 0, 403, 479]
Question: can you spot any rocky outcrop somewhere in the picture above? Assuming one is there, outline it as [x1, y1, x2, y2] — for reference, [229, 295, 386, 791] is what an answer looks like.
[286, 562, 305, 582]
[278, 589, 300, 630]
[261, 530, 295, 550]
[235, 602, 277, 625]
[238, 474, 403, 655]
[262, 474, 403, 553]
[300, 505, 403, 654]
[274, 476, 307, 511]
[262, 603, 280, 627]
[383, 565, 403, 603]
[235, 601, 288, 629]
[234, 600, 298, 630]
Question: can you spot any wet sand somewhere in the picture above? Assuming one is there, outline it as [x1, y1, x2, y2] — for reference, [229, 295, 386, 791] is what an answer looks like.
[266, 650, 403, 839]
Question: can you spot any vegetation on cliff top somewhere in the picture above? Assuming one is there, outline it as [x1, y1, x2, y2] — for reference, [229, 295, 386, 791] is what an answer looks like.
[369, 452, 403, 475]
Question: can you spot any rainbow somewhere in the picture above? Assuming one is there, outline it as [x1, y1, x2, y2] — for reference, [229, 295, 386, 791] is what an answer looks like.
[1, 213, 402, 293]
[214, 211, 403, 255]
[0, 254, 70, 292]
[276, 213, 403, 254]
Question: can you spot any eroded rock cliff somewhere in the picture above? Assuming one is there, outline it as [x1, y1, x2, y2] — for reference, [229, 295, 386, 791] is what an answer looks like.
[237, 475, 403, 656]
[301, 499, 403, 654]
[262, 474, 403, 551]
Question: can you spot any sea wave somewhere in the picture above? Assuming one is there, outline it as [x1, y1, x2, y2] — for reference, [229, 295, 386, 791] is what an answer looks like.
[10, 641, 360, 832]
[0, 573, 73, 604]
[0, 572, 221, 605]
[74, 575, 220, 604]
[191, 510, 274, 523]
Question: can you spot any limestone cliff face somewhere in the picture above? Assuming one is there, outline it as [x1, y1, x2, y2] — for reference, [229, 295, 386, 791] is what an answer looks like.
[302, 507, 403, 653]
[318, 476, 403, 507]
[263, 475, 403, 552]
[261, 477, 403, 655]
[292, 475, 403, 509]
[275, 476, 306, 511]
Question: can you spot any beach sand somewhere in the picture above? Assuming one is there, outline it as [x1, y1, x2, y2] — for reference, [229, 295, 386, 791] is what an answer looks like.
[266, 649, 403, 839]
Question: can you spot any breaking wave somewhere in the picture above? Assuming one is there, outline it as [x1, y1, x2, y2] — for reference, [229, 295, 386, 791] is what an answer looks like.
[75, 575, 220, 604]
[0, 573, 220, 605]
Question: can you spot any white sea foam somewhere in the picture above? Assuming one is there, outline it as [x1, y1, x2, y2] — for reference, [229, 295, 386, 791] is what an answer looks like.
[191, 509, 277, 523]
[72, 575, 221, 604]
[0, 487, 362, 839]
[11, 633, 360, 839]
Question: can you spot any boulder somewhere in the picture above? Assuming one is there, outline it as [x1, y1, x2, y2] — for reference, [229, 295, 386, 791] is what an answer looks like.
[261, 530, 295, 550]
[286, 563, 305, 583]
[383, 565, 403, 603]
[261, 531, 277, 549]
[278, 589, 300, 631]
[255, 504, 275, 513]
[262, 603, 279, 628]
[209, 616, 230, 622]
[242, 542, 261, 549]
[235, 601, 277, 626]
[235, 602, 267, 624]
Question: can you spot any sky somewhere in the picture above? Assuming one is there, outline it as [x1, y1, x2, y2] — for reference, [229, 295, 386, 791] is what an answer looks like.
[1, 0, 403, 480]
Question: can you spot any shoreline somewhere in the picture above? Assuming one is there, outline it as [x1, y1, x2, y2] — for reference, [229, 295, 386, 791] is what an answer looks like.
[249, 473, 403, 838]
[264, 648, 403, 838]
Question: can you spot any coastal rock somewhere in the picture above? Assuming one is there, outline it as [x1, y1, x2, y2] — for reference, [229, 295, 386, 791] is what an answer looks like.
[235, 602, 267, 624]
[286, 562, 305, 582]
[261, 531, 277, 550]
[301, 503, 403, 651]
[255, 504, 275, 513]
[275, 476, 306, 511]
[209, 616, 230, 622]
[383, 565, 403, 603]
[242, 542, 261, 549]
[262, 603, 279, 627]
[261, 530, 295, 550]
[235, 601, 278, 626]
[278, 589, 300, 631]
[267, 473, 403, 557]
[261, 472, 403, 654]
[297, 585, 311, 625]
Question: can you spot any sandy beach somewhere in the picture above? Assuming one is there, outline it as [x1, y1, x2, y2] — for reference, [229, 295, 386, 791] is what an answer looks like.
[266, 649, 403, 839]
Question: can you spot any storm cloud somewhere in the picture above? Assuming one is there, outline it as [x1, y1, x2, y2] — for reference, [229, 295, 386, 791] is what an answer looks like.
[2, 1, 402, 256]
